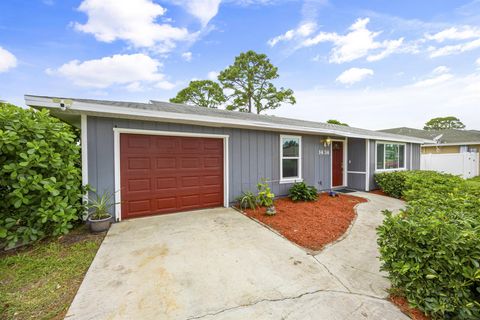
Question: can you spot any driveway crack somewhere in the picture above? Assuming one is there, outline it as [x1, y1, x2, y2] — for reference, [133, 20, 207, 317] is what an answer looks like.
[185, 289, 388, 319]
[311, 255, 351, 293]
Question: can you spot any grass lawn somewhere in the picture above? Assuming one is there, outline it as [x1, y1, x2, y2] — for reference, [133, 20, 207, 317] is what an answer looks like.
[0, 226, 105, 320]
[466, 176, 480, 188]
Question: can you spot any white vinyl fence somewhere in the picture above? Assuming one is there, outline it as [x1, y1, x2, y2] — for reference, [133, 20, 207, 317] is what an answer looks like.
[421, 152, 479, 179]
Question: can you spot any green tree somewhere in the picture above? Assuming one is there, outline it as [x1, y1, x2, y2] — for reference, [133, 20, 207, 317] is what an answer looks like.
[218, 50, 295, 114]
[424, 116, 465, 130]
[327, 119, 349, 126]
[170, 80, 226, 108]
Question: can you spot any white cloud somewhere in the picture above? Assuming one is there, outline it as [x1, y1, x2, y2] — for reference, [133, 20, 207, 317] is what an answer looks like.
[46, 53, 174, 89]
[301, 18, 406, 63]
[172, 0, 221, 26]
[432, 65, 450, 74]
[155, 80, 176, 90]
[413, 66, 453, 87]
[207, 71, 219, 80]
[366, 38, 404, 62]
[425, 26, 480, 42]
[336, 67, 374, 85]
[271, 72, 480, 130]
[0, 47, 17, 73]
[74, 0, 191, 51]
[182, 51, 193, 61]
[413, 73, 453, 87]
[268, 22, 317, 47]
[424, 25, 480, 58]
[429, 38, 480, 58]
[476, 57, 480, 67]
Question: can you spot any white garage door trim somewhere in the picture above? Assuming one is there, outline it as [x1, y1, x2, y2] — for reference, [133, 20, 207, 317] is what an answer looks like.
[113, 128, 230, 221]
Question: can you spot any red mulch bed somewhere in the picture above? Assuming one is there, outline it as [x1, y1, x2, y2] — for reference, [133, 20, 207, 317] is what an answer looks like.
[243, 193, 367, 251]
[390, 295, 430, 320]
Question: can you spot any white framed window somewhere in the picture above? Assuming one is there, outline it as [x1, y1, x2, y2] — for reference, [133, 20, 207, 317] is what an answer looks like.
[280, 135, 302, 183]
[376, 141, 406, 171]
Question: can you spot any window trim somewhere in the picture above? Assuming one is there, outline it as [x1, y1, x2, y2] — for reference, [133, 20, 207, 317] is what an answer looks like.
[375, 141, 407, 172]
[280, 135, 302, 184]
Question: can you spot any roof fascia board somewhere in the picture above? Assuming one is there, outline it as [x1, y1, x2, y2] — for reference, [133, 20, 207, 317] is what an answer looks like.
[25, 95, 429, 144]
[423, 142, 480, 147]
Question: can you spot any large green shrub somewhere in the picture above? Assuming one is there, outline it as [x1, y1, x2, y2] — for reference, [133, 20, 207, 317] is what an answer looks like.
[288, 182, 318, 202]
[374, 171, 409, 198]
[0, 103, 84, 248]
[377, 171, 480, 319]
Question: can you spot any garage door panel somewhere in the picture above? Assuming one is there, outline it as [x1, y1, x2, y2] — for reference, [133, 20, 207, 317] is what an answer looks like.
[180, 158, 201, 169]
[204, 157, 222, 168]
[155, 157, 177, 169]
[180, 176, 201, 187]
[127, 157, 151, 170]
[155, 177, 177, 191]
[204, 139, 223, 150]
[179, 194, 202, 207]
[155, 197, 178, 212]
[203, 175, 222, 186]
[128, 178, 151, 192]
[203, 193, 223, 205]
[154, 137, 177, 152]
[181, 139, 202, 152]
[127, 135, 151, 149]
[128, 199, 153, 216]
[121, 134, 224, 218]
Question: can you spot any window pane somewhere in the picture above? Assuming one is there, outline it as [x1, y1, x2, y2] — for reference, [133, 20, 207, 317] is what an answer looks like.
[385, 144, 399, 169]
[399, 145, 405, 168]
[282, 138, 299, 157]
[282, 159, 298, 178]
[376, 144, 384, 169]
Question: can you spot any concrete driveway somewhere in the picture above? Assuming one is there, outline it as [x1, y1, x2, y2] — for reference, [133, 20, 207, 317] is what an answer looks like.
[66, 193, 408, 320]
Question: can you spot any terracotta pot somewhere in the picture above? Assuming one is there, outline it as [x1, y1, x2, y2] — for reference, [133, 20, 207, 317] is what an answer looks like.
[88, 215, 113, 233]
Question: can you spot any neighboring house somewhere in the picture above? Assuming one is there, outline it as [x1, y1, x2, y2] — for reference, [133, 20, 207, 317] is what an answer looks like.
[379, 127, 480, 154]
[25, 95, 429, 220]
[379, 127, 480, 178]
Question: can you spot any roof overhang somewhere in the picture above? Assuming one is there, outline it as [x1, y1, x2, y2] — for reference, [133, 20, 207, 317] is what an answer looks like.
[25, 95, 432, 144]
[423, 142, 480, 147]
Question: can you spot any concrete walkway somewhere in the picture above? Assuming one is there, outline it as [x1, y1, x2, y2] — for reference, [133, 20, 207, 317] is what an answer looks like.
[66, 193, 408, 320]
[314, 191, 406, 299]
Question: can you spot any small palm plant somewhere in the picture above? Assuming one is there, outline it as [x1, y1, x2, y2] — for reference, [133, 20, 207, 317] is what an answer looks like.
[87, 191, 117, 232]
[88, 191, 115, 220]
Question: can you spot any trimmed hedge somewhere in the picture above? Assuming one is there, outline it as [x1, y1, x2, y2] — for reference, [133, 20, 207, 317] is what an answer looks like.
[0, 103, 84, 248]
[376, 171, 480, 319]
[374, 171, 409, 198]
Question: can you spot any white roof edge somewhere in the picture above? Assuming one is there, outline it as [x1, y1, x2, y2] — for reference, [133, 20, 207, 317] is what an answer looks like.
[424, 142, 480, 147]
[24, 95, 431, 144]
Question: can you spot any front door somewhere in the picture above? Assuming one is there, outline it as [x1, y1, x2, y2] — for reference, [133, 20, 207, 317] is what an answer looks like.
[332, 141, 344, 187]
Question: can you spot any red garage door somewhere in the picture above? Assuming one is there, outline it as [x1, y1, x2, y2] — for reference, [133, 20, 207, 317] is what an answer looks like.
[120, 134, 224, 219]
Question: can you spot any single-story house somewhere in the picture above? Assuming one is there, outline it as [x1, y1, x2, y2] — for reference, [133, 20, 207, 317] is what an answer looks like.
[379, 127, 480, 154]
[25, 95, 431, 221]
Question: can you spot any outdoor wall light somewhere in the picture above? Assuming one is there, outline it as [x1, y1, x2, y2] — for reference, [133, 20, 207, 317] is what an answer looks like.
[322, 137, 332, 148]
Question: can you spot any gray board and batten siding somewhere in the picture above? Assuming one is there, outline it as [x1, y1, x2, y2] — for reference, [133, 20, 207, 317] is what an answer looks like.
[87, 116, 333, 215]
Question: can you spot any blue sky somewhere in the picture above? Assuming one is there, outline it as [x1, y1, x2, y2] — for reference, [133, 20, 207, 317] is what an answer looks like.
[1, 0, 480, 129]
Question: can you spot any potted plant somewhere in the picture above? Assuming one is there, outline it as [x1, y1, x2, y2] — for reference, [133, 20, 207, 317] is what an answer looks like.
[87, 191, 115, 233]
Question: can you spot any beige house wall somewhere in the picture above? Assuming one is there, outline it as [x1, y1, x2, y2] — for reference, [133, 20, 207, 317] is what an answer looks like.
[422, 145, 460, 154]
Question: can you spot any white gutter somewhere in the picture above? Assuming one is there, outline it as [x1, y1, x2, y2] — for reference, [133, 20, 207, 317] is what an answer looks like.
[25, 95, 432, 144]
[423, 142, 480, 147]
